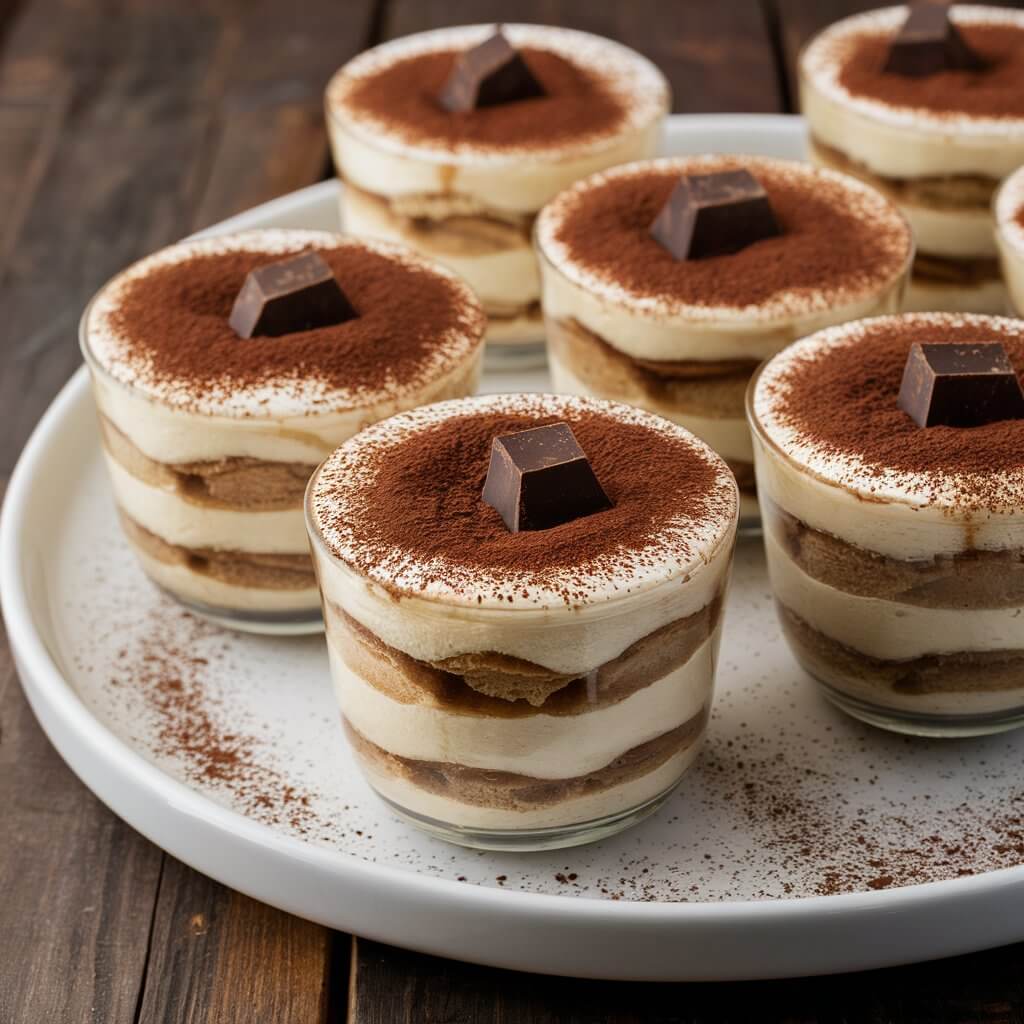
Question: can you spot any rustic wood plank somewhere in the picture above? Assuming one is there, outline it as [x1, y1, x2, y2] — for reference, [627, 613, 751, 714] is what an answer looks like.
[135, 857, 331, 1023]
[384, 0, 782, 114]
[0, 636, 164, 1022]
[348, 937, 1024, 1024]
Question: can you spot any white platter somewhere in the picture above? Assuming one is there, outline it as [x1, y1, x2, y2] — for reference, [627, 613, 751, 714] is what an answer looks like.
[5, 114, 1024, 982]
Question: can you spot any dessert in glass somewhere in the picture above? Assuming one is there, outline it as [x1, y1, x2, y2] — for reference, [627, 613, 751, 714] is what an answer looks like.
[306, 392, 738, 849]
[995, 164, 1024, 314]
[800, 4, 1024, 314]
[81, 229, 485, 634]
[749, 312, 1024, 736]
[325, 24, 669, 368]
[535, 155, 912, 526]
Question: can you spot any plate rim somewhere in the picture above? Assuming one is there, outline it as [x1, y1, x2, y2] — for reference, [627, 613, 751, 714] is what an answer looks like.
[5, 112, 1024, 979]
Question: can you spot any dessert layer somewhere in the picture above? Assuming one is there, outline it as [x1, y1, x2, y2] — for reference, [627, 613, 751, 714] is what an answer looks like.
[89, 327, 481, 465]
[800, 7, 1024, 179]
[751, 313, 1024, 518]
[780, 604, 1024, 717]
[996, 164, 1024, 252]
[84, 229, 485, 419]
[121, 511, 315, 593]
[329, 630, 715, 777]
[765, 529, 1024, 662]
[344, 709, 705, 812]
[535, 154, 911, 330]
[807, 136, 998, 259]
[105, 457, 308, 554]
[363, 734, 700, 831]
[325, 25, 668, 209]
[327, 596, 719, 710]
[546, 317, 754, 464]
[341, 185, 540, 310]
[101, 415, 312, 511]
[769, 504, 1024, 610]
[309, 393, 737, 616]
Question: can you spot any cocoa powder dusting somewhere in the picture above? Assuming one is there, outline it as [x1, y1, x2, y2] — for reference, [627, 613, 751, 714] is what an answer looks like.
[552, 162, 909, 310]
[108, 244, 480, 409]
[1015, 205, 1024, 233]
[343, 48, 629, 151]
[837, 24, 1024, 119]
[320, 404, 727, 603]
[768, 318, 1024, 509]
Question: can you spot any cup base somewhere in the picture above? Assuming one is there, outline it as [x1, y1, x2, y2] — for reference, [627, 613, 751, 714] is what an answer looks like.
[483, 339, 547, 373]
[816, 677, 1024, 739]
[372, 780, 682, 852]
[156, 586, 324, 636]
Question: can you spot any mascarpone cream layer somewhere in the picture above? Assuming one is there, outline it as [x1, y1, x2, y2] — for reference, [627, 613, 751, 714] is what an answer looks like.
[132, 548, 319, 613]
[800, 6, 1024, 179]
[765, 530, 1024, 661]
[901, 202, 997, 260]
[314, 547, 728, 677]
[89, 346, 482, 465]
[328, 631, 715, 778]
[106, 459, 308, 554]
[549, 357, 754, 464]
[325, 25, 668, 214]
[341, 191, 540, 308]
[995, 166, 1024, 313]
[750, 314, 1024, 557]
[535, 156, 911, 356]
[363, 740, 700, 831]
[83, 229, 485, 420]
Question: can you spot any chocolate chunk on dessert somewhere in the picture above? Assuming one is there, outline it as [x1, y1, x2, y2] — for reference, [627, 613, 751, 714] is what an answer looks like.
[883, 1, 984, 77]
[649, 169, 780, 261]
[897, 340, 1024, 427]
[229, 251, 357, 338]
[482, 421, 612, 532]
[438, 29, 546, 113]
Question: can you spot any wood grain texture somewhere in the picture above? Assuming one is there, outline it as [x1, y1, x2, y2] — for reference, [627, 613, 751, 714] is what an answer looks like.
[384, 0, 782, 113]
[348, 937, 1024, 1024]
[135, 857, 330, 1023]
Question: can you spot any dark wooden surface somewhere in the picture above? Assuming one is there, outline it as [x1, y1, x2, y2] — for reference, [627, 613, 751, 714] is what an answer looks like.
[2, 2, 1024, 1021]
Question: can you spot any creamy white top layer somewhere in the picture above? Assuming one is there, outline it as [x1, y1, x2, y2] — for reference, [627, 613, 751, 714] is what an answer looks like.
[751, 313, 1024, 557]
[996, 165, 1024, 251]
[308, 392, 738, 612]
[326, 25, 668, 164]
[802, 6, 1024, 135]
[534, 156, 912, 332]
[83, 229, 485, 420]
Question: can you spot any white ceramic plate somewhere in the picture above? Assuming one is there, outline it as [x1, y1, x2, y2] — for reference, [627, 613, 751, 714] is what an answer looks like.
[6, 114, 1024, 982]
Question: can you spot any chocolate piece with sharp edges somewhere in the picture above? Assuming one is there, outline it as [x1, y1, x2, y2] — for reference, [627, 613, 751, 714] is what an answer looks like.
[438, 29, 546, 113]
[481, 422, 612, 532]
[650, 169, 781, 261]
[897, 341, 1024, 427]
[229, 251, 357, 338]
[883, 2, 985, 77]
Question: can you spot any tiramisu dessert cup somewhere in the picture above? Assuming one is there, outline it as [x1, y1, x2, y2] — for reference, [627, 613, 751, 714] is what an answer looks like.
[535, 155, 913, 525]
[325, 24, 669, 367]
[81, 229, 485, 634]
[306, 393, 738, 849]
[801, 4, 1024, 314]
[749, 312, 1024, 737]
[995, 164, 1024, 314]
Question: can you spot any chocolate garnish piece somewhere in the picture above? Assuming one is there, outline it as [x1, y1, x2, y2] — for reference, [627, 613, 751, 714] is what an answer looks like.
[229, 251, 357, 338]
[481, 422, 612, 532]
[883, 2, 985, 77]
[649, 169, 781, 261]
[897, 341, 1024, 427]
[438, 29, 546, 113]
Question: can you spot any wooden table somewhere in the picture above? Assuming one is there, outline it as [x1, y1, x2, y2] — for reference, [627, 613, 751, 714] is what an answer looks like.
[3, 1, 1024, 1020]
